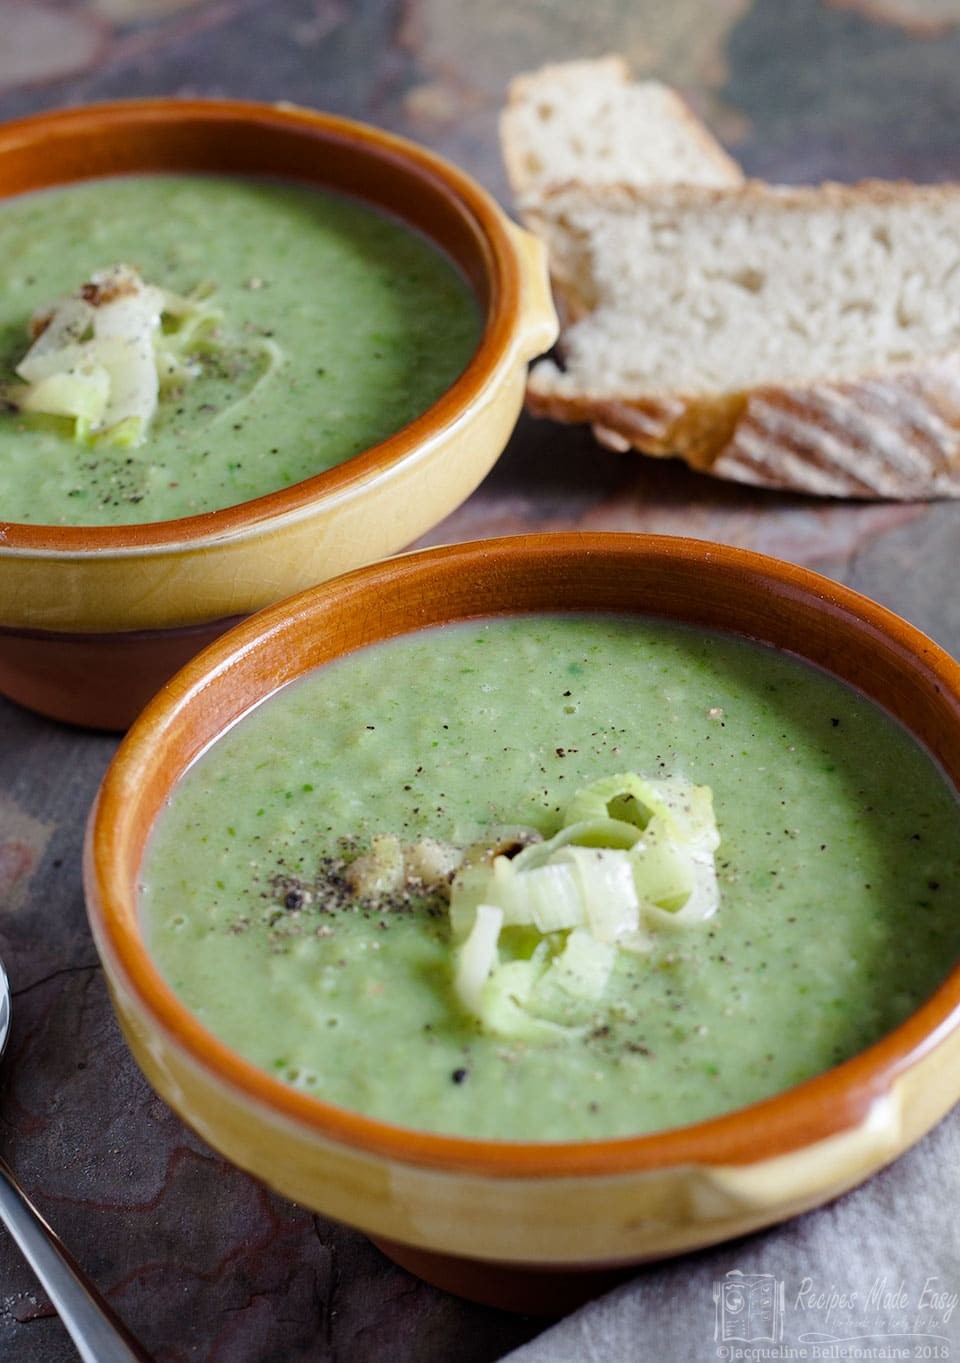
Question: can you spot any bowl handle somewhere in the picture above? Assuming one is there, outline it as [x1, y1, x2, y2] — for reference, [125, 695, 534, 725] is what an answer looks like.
[697, 1090, 904, 1221]
[504, 219, 559, 361]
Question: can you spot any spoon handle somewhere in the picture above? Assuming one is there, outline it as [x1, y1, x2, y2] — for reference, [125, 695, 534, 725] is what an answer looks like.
[0, 1154, 152, 1362]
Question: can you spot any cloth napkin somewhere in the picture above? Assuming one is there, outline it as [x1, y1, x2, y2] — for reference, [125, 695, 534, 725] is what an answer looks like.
[500, 1105, 960, 1362]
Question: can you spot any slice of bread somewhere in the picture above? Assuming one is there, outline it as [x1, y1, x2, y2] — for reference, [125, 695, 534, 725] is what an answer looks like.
[524, 180, 960, 499]
[500, 57, 743, 203]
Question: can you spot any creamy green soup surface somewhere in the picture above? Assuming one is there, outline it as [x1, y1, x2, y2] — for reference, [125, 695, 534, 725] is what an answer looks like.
[0, 176, 480, 525]
[139, 614, 960, 1141]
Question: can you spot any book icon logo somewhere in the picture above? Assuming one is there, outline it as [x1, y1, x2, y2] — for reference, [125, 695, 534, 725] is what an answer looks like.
[714, 1270, 785, 1344]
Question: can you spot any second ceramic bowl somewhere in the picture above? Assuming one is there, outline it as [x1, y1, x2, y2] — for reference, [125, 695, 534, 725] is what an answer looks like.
[84, 533, 960, 1312]
[0, 99, 557, 729]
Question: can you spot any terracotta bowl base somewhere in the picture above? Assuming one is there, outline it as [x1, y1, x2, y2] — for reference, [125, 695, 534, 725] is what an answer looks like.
[369, 1234, 637, 1314]
[0, 617, 243, 731]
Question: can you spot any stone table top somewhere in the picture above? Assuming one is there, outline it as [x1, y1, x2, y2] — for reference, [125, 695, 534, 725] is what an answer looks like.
[1, 1, 960, 1359]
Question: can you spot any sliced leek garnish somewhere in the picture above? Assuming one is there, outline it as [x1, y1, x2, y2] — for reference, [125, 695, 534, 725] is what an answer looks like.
[450, 773, 720, 1035]
[7, 264, 224, 448]
[453, 902, 503, 1016]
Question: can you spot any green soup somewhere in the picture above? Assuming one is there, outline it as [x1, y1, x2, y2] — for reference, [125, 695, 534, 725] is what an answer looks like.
[139, 615, 960, 1141]
[0, 176, 480, 526]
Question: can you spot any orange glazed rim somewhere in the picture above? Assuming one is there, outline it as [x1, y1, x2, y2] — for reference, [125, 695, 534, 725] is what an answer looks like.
[0, 98, 522, 553]
[85, 533, 960, 1178]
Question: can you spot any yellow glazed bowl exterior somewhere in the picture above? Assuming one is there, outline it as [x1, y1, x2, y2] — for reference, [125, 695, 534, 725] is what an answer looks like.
[84, 534, 960, 1307]
[97, 976, 960, 1266]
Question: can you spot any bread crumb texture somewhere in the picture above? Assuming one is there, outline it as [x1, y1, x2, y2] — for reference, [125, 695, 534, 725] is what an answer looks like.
[501, 57, 742, 199]
[526, 181, 960, 499]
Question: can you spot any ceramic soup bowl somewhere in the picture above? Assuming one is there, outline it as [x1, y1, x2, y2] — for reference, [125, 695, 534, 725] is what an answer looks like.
[83, 534, 960, 1313]
[0, 100, 556, 729]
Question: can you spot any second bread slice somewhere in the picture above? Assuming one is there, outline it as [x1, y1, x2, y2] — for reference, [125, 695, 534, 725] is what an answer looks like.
[500, 57, 743, 202]
[525, 180, 960, 499]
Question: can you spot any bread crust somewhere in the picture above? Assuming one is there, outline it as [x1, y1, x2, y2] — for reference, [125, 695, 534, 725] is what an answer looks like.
[524, 179, 960, 499]
[526, 363, 960, 499]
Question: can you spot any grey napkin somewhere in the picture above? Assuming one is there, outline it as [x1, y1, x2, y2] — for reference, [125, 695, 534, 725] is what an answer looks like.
[500, 1106, 960, 1362]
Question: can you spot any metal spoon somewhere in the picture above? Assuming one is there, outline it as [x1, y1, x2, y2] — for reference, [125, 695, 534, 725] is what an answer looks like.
[0, 956, 153, 1362]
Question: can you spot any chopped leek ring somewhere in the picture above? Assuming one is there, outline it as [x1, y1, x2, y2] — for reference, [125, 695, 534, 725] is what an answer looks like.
[629, 833, 695, 912]
[562, 772, 665, 829]
[509, 860, 585, 935]
[563, 771, 719, 847]
[543, 927, 616, 999]
[92, 414, 142, 450]
[479, 956, 570, 1041]
[8, 264, 225, 448]
[447, 771, 720, 1035]
[509, 817, 641, 872]
[24, 296, 96, 359]
[552, 846, 640, 942]
[453, 903, 503, 1016]
[644, 844, 720, 927]
[16, 366, 110, 424]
